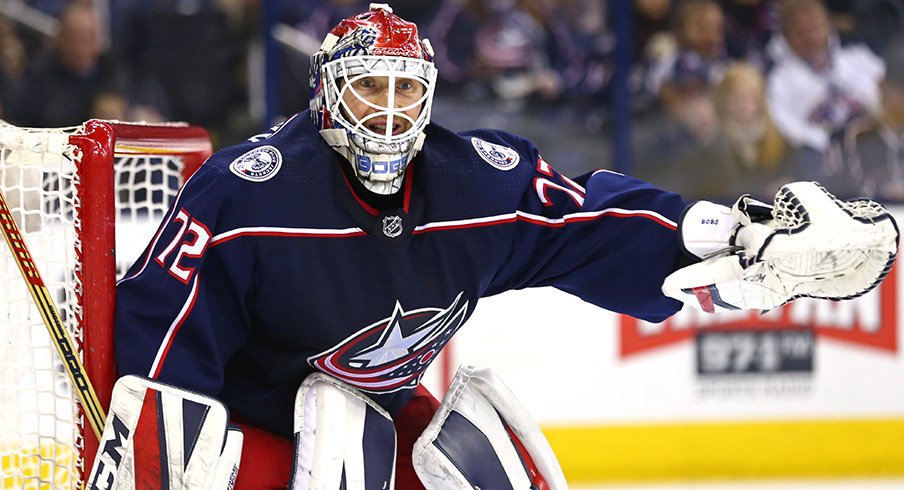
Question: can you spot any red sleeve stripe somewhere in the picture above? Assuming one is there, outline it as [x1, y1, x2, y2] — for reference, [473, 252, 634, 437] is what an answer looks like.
[413, 208, 677, 234]
[211, 226, 367, 246]
[204, 207, 676, 245]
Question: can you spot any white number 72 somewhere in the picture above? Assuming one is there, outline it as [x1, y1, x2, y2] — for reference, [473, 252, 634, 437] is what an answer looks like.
[155, 209, 212, 283]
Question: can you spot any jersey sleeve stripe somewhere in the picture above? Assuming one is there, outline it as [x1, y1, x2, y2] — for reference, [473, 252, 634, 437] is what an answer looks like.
[202, 207, 676, 246]
[148, 275, 201, 379]
[412, 208, 677, 233]
[210, 227, 367, 246]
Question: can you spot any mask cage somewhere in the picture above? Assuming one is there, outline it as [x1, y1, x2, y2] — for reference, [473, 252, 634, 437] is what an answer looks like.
[322, 56, 437, 151]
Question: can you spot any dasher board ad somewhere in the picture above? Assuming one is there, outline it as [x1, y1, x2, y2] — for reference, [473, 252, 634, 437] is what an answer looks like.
[428, 207, 904, 426]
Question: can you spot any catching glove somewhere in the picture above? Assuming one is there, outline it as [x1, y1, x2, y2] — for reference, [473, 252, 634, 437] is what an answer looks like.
[662, 181, 899, 312]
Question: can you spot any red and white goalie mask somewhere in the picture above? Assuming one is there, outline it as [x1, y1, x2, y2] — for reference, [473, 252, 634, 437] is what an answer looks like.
[310, 3, 437, 194]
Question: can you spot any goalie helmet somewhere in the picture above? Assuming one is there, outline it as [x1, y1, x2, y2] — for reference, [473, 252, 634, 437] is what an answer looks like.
[310, 3, 437, 194]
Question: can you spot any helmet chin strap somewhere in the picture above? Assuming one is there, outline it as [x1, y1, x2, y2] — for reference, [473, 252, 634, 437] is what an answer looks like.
[320, 128, 426, 195]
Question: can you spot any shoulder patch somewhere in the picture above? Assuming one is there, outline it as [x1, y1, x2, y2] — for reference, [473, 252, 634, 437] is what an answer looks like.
[470, 137, 520, 171]
[229, 145, 283, 182]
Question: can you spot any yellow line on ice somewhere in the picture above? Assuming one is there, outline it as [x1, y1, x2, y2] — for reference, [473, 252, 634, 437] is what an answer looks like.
[544, 418, 904, 483]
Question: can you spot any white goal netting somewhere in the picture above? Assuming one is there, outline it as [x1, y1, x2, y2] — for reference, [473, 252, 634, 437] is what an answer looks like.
[0, 120, 205, 489]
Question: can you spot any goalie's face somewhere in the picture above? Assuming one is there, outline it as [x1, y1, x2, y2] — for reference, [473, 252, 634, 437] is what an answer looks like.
[339, 73, 427, 140]
[317, 54, 436, 190]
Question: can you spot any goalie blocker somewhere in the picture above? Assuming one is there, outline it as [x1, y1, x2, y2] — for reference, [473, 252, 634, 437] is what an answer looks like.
[663, 181, 899, 312]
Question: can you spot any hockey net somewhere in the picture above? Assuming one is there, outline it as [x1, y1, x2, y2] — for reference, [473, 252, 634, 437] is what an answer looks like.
[0, 119, 211, 489]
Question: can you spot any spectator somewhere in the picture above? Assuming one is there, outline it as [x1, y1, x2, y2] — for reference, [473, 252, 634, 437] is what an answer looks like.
[646, 0, 730, 119]
[714, 62, 789, 173]
[847, 37, 904, 202]
[4, 0, 132, 126]
[612, 0, 674, 116]
[766, 0, 885, 198]
[636, 62, 790, 202]
[425, 0, 599, 175]
[112, 0, 248, 141]
[427, 0, 584, 105]
[634, 0, 729, 180]
[632, 0, 674, 63]
[719, 0, 777, 68]
[561, 0, 611, 115]
[0, 16, 26, 118]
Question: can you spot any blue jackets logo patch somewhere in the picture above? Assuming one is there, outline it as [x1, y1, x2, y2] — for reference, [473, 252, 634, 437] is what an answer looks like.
[308, 293, 469, 393]
[471, 137, 520, 171]
[229, 145, 282, 182]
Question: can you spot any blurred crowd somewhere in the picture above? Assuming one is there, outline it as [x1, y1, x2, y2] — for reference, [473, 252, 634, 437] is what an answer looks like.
[2, 0, 904, 203]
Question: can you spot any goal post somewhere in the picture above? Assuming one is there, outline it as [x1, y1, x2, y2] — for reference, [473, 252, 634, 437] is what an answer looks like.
[0, 119, 212, 489]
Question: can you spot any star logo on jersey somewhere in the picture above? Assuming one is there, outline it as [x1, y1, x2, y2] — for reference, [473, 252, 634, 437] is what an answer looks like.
[308, 293, 469, 393]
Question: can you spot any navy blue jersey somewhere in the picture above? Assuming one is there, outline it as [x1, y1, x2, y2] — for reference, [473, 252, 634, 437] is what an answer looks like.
[115, 111, 687, 437]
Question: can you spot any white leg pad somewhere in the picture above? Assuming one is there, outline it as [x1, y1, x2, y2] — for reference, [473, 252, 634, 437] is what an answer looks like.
[86, 375, 242, 490]
[413, 365, 568, 490]
[289, 373, 397, 490]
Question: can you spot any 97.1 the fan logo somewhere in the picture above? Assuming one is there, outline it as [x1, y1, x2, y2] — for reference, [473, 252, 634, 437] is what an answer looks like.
[694, 328, 814, 375]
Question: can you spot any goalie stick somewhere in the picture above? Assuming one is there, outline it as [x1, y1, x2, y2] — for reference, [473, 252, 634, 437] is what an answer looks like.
[0, 186, 106, 440]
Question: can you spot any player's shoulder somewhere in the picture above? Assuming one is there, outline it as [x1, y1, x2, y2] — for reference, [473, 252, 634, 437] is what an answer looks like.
[199, 111, 329, 186]
[418, 124, 542, 217]
[423, 124, 537, 175]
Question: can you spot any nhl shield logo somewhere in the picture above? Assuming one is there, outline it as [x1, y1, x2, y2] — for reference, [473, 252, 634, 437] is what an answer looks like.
[383, 215, 403, 238]
[471, 137, 520, 171]
[229, 145, 282, 182]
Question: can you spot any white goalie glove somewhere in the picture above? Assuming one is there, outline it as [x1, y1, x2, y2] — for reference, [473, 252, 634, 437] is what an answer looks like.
[663, 181, 899, 312]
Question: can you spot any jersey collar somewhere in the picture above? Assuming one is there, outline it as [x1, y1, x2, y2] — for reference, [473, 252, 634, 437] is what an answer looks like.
[333, 155, 424, 242]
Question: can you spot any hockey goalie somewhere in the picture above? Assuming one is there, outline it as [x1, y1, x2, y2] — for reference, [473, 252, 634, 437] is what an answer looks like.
[98, 4, 899, 490]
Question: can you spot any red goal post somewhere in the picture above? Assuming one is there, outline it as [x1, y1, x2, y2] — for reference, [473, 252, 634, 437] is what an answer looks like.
[0, 119, 211, 489]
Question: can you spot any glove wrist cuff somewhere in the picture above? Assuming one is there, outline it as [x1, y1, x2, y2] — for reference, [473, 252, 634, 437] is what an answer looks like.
[678, 201, 738, 260]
